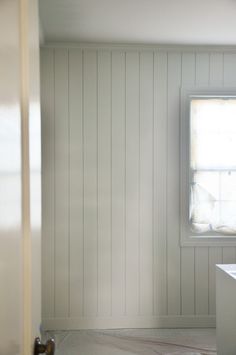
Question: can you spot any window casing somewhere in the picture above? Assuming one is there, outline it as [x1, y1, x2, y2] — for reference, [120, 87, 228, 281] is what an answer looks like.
[181, 88, 236, 246]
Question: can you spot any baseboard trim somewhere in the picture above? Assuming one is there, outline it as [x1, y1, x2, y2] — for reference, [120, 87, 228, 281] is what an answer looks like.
[42, 315, 216, 330]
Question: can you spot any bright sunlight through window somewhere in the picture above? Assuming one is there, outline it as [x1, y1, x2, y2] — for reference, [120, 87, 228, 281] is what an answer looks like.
[190, 98, 236, 235]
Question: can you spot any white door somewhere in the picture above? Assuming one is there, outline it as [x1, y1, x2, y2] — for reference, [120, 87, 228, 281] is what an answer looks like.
[0, 0, 42, 354]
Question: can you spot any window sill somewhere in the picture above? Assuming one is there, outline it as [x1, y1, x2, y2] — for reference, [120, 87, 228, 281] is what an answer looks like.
[181, 234, 236, 247]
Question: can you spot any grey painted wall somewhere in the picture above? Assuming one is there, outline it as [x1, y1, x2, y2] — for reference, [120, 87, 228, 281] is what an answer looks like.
[41, 45, 236, 329]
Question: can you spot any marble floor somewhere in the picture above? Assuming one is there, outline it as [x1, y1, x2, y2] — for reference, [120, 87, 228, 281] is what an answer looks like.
[44, 328, 216, 355]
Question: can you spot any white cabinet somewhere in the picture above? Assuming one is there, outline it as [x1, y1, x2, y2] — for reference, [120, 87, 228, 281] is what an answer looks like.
[216, 264, 236, 355]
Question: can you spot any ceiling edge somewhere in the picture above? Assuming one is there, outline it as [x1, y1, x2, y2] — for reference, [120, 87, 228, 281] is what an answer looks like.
[40, 41, 236, 52]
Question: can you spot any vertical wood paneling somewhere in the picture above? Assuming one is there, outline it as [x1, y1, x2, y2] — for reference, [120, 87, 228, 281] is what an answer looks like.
[155, 51, 168, 316]
[181, 52, 196, 85]
[54, 48, 69, 317]
[223, 53, 236, 85]
[41, 48, 55, 318]
[196, 53, 210, 86]
[195, 248, 209, 315]
[222, 247, 236, 264]
[181, 52, 195, 316]
[139, 52, 154, 315]
[209, 248, 222, 315]
[195, 52, 210, 316]
[97, 51, 112, 316]
[224, 55, 236, 271]
[68, 49, 84, 316]
[210, 53, 224, 86]
[167, 52, 181, 315]
[111, 51, 126, 316]
[125, 51, 140, 315]
[41, 46, 236, 328]
[83, 50, 98, 316]
[223, 52, 236, 266]
[208, 52, 224, 316]
[195, 52, 210, 84]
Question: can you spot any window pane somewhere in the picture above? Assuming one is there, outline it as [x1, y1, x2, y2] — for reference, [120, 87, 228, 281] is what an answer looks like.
[191, 171, 219, 232]
[221, 171, 236, 201]
[191, 171, 236, 234]
[192, 171, 219, 200]
[191, 98, 236, 170]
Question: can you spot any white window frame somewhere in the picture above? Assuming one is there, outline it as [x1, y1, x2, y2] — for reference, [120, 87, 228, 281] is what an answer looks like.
[180, 87, 236, 246]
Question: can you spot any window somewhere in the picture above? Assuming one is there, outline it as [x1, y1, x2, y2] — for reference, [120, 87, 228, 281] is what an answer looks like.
[181, 88, 236, 246]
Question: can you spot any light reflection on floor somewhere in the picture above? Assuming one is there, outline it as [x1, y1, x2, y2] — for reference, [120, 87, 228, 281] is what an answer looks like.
[44, 328, 216, 355]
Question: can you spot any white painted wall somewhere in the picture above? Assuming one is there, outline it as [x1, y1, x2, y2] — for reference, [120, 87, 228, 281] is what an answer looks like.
[41, 44, 236, 330]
